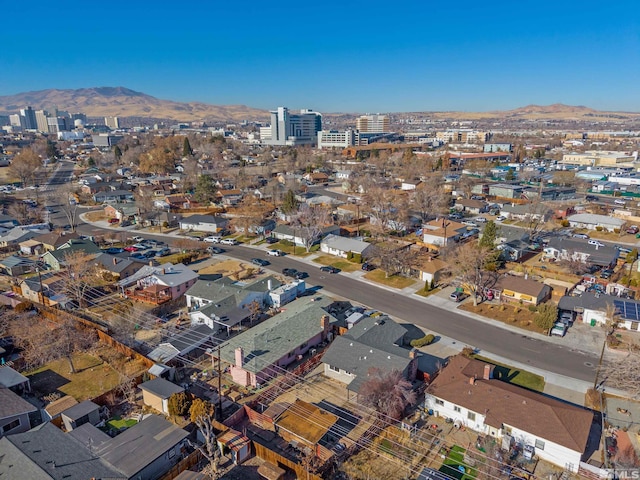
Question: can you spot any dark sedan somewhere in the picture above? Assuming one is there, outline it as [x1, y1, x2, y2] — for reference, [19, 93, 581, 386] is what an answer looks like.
[320, 266, 340, 274]
[251, 258, 270, 267]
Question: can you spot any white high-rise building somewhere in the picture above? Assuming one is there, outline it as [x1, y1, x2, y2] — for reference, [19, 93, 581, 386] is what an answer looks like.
[356, 114, 390, 133]
[105, 116, 120, 129]
[19, 107, 37, 130]
[317, 130, 356, 149]
[264, 107, 322, 146]
[35, 110, 50, 133]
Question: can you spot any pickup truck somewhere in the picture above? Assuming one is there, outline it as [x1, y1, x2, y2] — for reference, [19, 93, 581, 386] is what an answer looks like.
[551, 322, 567, 337]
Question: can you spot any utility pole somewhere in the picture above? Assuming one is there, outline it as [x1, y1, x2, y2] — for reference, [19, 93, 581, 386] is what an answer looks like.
[217, 344, 222, 421]
[36, 267, 44, 305]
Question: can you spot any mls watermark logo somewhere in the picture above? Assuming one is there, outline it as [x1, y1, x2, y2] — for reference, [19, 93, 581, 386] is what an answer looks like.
[607, 469, 640, 479]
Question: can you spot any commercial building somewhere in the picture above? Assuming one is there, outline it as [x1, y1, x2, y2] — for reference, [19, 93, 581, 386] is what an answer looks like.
[436, 129, 489, 143]
[264, 107, 322, 146]
[561, 150, 636, 167]
[35, 110, 49, 133]
[356, 114, 390, 133]
[105, 116, 120, 129]
[317, 129, 356, 149]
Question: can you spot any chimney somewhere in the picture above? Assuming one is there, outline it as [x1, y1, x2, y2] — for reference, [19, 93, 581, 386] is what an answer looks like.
[161, 268, 166, 275]
[267, 279, 272, 291]
[409, 348, 418, 360]
[483, 364, 492, 380]
[235, 347, 244, 368]
[113, 257, 118, 265]
[321, 315, 330, 334]
[469, 376, 476, 385]
[149, 261, 154, 267]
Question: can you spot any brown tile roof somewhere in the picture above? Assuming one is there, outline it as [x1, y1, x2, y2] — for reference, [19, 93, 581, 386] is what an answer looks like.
[495, 276, 548, 297]
[416, 257, 448, 274]
[427, 356, 593, 452]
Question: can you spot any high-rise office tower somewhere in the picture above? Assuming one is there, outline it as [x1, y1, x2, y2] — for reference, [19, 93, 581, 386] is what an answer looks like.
[265, 107, 322, 146]
[19, 106, 37, 130]
[35, 110, 50, 133]
[105, 116, 120, 129]
[356, 114, 390, 133]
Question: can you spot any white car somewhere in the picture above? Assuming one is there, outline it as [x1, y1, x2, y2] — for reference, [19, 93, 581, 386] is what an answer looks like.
[220, 238, 238, 245]
[132, 236, 145, 242]
[588, 239, 605, 247]
[203, 236, 222, 243]
[496, 216, 506, 222]
[267, 249, 284, 257]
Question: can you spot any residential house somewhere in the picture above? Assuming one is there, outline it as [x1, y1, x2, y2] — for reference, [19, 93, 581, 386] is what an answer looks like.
[453, 198, 487, 215]
[218, 296, 337, 388]
[335, 170, 353, 180]
[422, 218, 468, 247]
[567, 213, 626, 232]
[0, 422, 123, 478]
[117, 262, 198, 304]
[425, 355, 594, 473]
[139, 378, 185, 414]
[186, 276, 284, 335]
[94, 189, 135, 203]
[272, 224, 340, 247]
[40, 238, 101, 270]
[401, 180, 421, 190]
[415, 256, 448, 285]
[60, 400, 101, 432]
[94, 253, 145, 280]
[493, 275, 552, 306]
[320, 234, 372, 259]
[179, 214, 229, 233]
[0, 255, 36, 276]
[32, 232, 80, 252]
[487, 183, 526, 199]
[543, 237, 618, 268]
[18, 272, 69, 307]
[18, 239, 43, 255]
[165, 194, 193, 210]
[104, 203, 140, 222]
[0, 214, 20, 229]
[500, 203, 550, 222]
[147, 324, 215, 364]
[523, 186, 576, 201]
[216, 189, 243, 206]
[94, 414, 189, 479]
[303, 172, 329, 185]
[43, 395, 78, 424]
[0, 388, 39, 437]
[559, 293, 640, 331]
[0, 226, 48, 248]
[322, 316, 418, 396]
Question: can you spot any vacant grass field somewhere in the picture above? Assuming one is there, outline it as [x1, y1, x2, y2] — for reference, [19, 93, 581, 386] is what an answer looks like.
[28, 352, 121, 401]
[471, 355, 546, 392]
[363, 269, 417, 289]
[268, 242, 313, 257]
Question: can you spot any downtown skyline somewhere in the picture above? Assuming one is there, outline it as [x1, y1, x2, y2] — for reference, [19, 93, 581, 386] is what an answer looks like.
[1, 0, 638, 113]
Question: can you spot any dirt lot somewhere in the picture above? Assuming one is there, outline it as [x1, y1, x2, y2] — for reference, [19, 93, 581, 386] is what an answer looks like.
[459, 302, 546, 334]
[197, 259, 263, 281]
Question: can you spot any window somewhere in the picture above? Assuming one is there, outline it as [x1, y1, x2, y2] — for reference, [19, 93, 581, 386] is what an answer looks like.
[435, 399, 444, 406]
[2, 419, 20, 433]
[467, 412, 476, 421]
[454, 406, 461, 413]
[329, 365, 339, 372]
[535, 439, 545, 450]
[168, 447, 176, 459]
[300, 342, 308, 349]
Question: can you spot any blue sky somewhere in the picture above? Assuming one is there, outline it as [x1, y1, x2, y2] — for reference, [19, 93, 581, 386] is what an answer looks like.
[2, 0, 638, 113]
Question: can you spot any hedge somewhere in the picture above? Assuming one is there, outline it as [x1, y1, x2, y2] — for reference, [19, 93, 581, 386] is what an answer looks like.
[410, 334, 435, 348]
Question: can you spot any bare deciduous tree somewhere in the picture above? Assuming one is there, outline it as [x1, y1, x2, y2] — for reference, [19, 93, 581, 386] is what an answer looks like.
[54, 184, 81, 232]
[292, 204, 331, 252]
[62, 250, 100, 308]
[8, 148, 41, 187]
[359, 368, 417, 421]
[447, 242, 497, 306]
[188, 399, 221, 479]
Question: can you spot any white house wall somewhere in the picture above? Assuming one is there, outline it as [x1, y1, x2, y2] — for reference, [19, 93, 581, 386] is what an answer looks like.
[323, 364, 356, 385]
[423, 395, 488, 432]
[506, 424, 581, 473]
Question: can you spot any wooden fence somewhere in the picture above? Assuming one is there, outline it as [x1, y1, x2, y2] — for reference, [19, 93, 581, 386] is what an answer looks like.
[157, 450, 203, 480]
[253, 441, 323, 480]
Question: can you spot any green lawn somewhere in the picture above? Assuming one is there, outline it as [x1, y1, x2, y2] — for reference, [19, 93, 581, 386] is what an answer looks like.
[415, 287, 442, 297]
[268, 242, 312, 257]
[471, 355, 545, 392]
[363, 270, 417, 289]
[107, 416, 138, 430]
[28, 353, 121, 401]
[312, 255, 361, 272]
[440, 445, 477, 480]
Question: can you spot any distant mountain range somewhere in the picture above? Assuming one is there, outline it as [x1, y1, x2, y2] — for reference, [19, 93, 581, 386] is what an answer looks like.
[0, 87, 270, 123]
[0, 87, 636, 122]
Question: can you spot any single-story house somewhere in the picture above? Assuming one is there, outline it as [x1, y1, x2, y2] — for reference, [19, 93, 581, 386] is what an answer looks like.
[0, 255, 36, 276]
[320, 234, 372, 259]
[493, 275, 552, 306]
[0, 388, 39, 437]
[216, 189, 243, 205]
[453, 198, 487, 215]
[415, 257, 448, 285]
[567, 213, 626, 232]
[218, 296, 337, 388]
[94, 253, 145, 280]
[139, 378, 185, 414]
[422, 218, 468, 247]
[0, 226, 48, 248]
[0, 366, 31, 394]
[559, 293, 640, 331]
[94, 189, 135, 203]
[543, 237, 618, 268]
[272, 224, 340, 247]
[40, 238, 102, 270]
[179, 214, 229, 233]
[322, 316, 418, 396]
[500, 203, 550, 222]
[425, 355, 594, 473]
[303, 172, 329, 184]
[147, 324, 215, 364]
[32, 231, 80, 252]
[18, 239, 43, 255]
[60, 400, 101, 431]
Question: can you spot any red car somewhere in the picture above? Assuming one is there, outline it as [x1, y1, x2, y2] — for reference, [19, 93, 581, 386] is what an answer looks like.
[124, 246, 139, 252]
[108, 218, 119, 224]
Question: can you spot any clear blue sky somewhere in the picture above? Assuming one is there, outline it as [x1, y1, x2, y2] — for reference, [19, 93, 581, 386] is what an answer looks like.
[2, 0, 638, 113]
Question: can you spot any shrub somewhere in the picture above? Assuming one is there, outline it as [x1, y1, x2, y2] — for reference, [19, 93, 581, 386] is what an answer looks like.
[410, 334, 436, 348]
[15, 301, 33, 313]
[310, 244, 320, 252]
[560, 220, 570, 227]
[352, 252, 362, 263]
[614, 228, 621, 234]
[527, 305, 538, 312]
[346, 251, 354, 260]
[461, 346, 475, 357]
[596, 226, 603, 232]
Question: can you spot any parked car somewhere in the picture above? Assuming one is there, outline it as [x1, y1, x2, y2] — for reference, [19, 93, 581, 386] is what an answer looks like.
[130, 252, 146, 259]
[220, 238, 238, 245]
[295, 271, 308, 279]
[282, 268, 298, 277]
[105, 247, 124, 254]
[450, 291, 464, 302]
[132, 236, 145, 242]
[600, 269, 614, 279]
[474, 217, 487, 223]
[558, 311, 574, 326]
[251, 258, 269, 266]
[361, 262, 375, 271]
[320, 266, 340, 274]
[207, 246, 224, 254]
[626, 225, 639, 234]
[551, 322, 567, 337]
[588, 239, 605, 247]
[572, 233, 589, 239]
[124, 246, 140, 252]
[267, 249, 284, 257]
[495, 216, 506, 222]
[142, 250, 157, 259]
[155, 248, 171, 257]
[203, 236, 222, 243]
[265, 237, 279, 244]
[108, 218, 119, 224]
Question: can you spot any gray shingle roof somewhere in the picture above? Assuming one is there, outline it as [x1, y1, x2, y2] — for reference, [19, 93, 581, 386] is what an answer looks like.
[321, 234, 371, 254]
[94, 253, 137, 273]
[219, 296, 336, 374]
[61, 400, 99, 421]
[0, 422, 122, 480]
[0, 388, 37, 419]
[96, 414, 188, 478]
[117, 262, 197, 288]
[138, 378, 184, 399]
